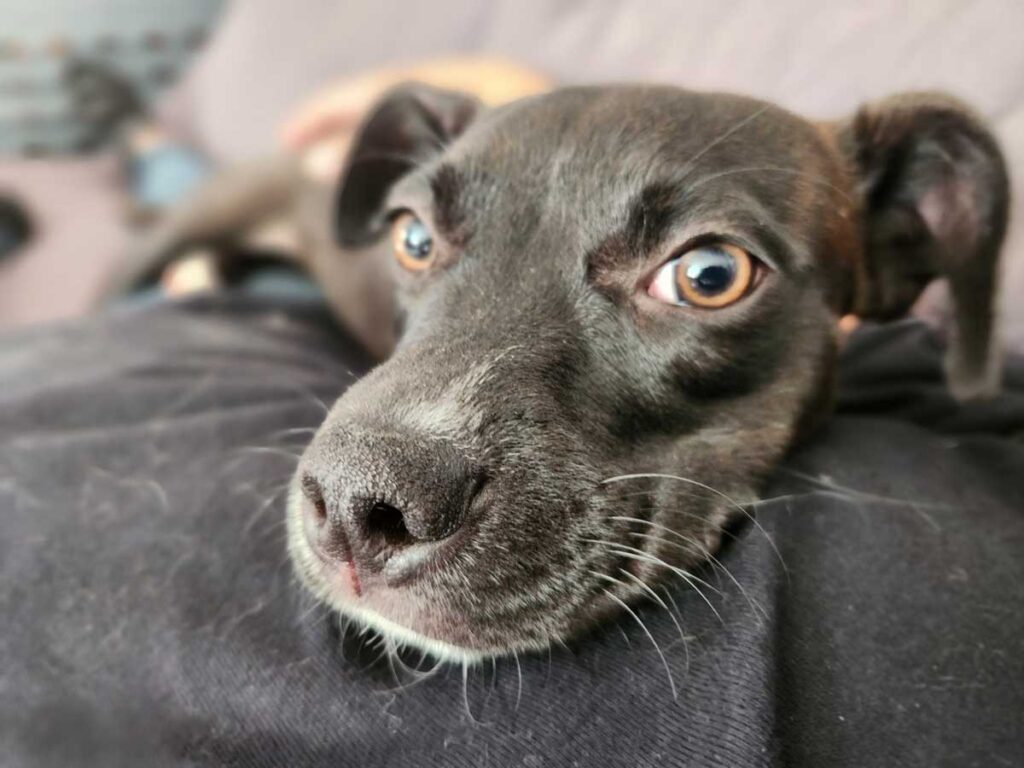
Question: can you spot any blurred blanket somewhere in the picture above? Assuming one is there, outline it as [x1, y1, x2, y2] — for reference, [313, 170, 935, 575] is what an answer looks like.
[2, 296, 1022, 767]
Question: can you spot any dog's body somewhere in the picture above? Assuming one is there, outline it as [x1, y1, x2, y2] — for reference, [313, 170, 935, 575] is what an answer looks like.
[104, 152, 399, 359]
[115, 84, 1008, 660]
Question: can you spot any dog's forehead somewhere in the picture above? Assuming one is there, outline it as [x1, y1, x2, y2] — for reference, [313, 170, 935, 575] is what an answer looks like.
[417, 86, 846, 271]
[460, 86, 830, 191]
[490, 87, 798, 145]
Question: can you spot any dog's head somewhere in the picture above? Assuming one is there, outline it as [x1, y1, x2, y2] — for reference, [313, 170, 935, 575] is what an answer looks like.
[287, 84, 1007, 660]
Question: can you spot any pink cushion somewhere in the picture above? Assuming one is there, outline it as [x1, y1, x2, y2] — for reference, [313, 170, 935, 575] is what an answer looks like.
[0, 157, 126, 328]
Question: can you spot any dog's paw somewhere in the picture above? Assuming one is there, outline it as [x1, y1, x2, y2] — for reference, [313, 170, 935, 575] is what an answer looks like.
[945, 346, 1002, 401]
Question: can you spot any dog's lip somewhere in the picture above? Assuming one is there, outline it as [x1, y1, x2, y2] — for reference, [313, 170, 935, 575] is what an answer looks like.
[305, 538, 364, 597]
[379, 540, 445, 586]
[293, 498, 596, 658]
[342, 560, 362, 596]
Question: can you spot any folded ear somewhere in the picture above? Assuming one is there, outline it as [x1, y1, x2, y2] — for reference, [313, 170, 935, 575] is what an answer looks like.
[335, 83, 482, 247]
[837, 92, 1010, 399]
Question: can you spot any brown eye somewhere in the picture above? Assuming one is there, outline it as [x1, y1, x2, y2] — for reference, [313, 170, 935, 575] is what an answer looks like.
[391, 213, 435, 271]
[648, 243, 755, 308]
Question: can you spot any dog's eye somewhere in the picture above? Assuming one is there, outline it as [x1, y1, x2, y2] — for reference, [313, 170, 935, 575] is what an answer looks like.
[391, 213, 435, 271]
[648, 243, 755, 308]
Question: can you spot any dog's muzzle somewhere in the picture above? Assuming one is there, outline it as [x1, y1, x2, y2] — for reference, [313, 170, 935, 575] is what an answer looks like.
[298, 425, 485, 590]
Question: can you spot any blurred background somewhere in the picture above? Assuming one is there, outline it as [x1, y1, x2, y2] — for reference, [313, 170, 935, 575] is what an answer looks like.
[1, 0, 1022, 346]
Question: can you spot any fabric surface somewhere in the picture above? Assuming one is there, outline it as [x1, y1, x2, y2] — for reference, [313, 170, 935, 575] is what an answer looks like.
[2, 296, 1022, 767]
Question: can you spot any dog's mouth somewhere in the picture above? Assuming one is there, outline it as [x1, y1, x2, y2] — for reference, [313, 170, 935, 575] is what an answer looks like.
[287, 477, 567, 661]
[285, 470, 730, 661]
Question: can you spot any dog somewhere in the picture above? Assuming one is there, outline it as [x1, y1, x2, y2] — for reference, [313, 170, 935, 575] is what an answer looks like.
[112, 83, 1009, 661]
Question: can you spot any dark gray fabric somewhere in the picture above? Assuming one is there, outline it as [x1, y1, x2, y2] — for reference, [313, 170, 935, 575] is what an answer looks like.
[2, 297, 1022, 767]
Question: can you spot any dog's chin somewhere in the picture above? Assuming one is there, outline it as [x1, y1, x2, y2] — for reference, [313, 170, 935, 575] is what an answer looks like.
[285, 485, 559, 663]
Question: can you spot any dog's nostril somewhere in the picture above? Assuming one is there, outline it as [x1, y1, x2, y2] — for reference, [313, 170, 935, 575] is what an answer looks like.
[301, 473, 327, 526]
[363, 501, 415, 548]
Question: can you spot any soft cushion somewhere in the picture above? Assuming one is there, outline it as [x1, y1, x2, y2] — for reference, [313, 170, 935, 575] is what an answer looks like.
[2, 296, 1022, 767]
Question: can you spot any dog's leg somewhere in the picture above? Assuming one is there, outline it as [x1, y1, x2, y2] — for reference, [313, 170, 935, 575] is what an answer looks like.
[98, 155, 302, 302]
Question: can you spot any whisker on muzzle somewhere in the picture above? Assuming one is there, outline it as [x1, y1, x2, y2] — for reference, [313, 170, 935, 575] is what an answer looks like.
[584, 538, 724, 625]
[610, 512, 766, 617]
[602, 473, 787, 572]
[599, 588, 678, 701]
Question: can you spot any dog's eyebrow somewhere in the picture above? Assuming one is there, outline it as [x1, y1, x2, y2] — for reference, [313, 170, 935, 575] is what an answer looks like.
[585, 182, 683, 280]
[622, 182, 681, 256]
[587, 180, 799, 285]
[428, 163, 468, 246]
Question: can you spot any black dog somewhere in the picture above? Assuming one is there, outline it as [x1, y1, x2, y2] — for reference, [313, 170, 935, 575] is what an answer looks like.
[280, 84, 1008, 661]
[112, 83, 1008, 660]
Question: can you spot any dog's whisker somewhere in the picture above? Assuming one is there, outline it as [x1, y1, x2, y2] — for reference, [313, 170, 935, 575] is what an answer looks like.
[602, 474, 787, 573]
[687, 164, 856, 204]
[585, 538, 724, 625]
[273, 381, 334, 416]
[512, 649, 523, 711]
[615, 568, 691, 651]
[656, 584, 694, 671]
[235, 445, 303, 462]
[461, 660, 482, 725]
[611, 549, 725, 625]
[233, 477, 293, 499]
[611, 513, 767, 622]
[625, 505, 745, 546]
[611, 490, 748, 548]
[384, 638, 401, 689]
[600, 588, 678, 701]
[257, 514, 291, 538]
[377, 638, 445, 694]
[241, 483, 291, 538]
[680, 103, 771, 174]
[588, 566, 691, 657]
[611, 514, 706, 551]
[754, 486, 945, 532]
[365, 635, 394, 672]
[266, 426, 319, 441]
[776, 468, 951, 511]
[616, 623, 632, 648]
[625, 530, 768, 624]
[612, 488, 722, 521]
[293, 599, 328, 627]
[585, 538, 723, 597]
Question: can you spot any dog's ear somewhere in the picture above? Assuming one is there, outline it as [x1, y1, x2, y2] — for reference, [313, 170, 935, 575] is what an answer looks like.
[835, 92, 1010, 399]
[335, 83, 482, 247]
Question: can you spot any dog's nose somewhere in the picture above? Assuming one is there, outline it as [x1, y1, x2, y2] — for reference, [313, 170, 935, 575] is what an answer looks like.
[300, 431, 482, 576]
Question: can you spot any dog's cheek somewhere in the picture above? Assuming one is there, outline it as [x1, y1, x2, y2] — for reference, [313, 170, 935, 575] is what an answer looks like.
[600, 351, 771, 447]
[670, 320, 788, 401]
[673, 287, 800, 398]
[606, 296, 795, 442]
